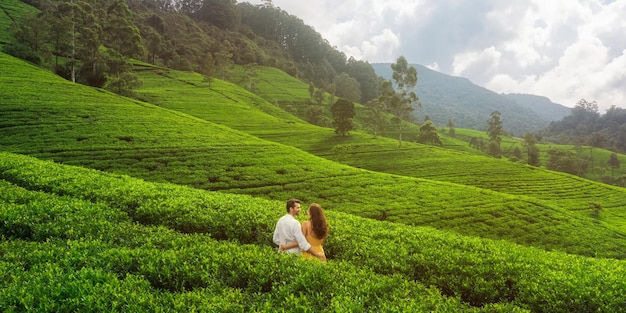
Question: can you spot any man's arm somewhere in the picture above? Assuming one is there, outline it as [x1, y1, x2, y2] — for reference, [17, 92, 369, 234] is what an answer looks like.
[292, 222, 312, 252]
[280, 242, 299, 251]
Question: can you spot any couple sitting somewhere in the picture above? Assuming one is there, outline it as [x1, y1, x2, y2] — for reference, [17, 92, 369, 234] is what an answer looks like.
[272, 199, 328, 262]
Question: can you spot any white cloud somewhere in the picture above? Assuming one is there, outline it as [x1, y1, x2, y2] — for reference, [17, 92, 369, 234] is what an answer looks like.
[452, 46, 502, 80]
[241, 0, 626, 110]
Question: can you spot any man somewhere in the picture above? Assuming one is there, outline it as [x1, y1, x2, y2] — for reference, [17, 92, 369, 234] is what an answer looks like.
[273, 199, 324, 258]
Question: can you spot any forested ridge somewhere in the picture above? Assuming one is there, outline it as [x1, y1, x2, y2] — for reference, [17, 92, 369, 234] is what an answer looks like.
[5, 0, 381, 105]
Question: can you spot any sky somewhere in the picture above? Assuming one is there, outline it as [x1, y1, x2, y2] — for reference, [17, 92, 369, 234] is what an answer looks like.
[242, 0, 626, 112]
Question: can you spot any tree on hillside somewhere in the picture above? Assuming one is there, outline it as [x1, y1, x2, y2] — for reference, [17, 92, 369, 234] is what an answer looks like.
[344, 56, 381, 103]
[196, 0, 241, 30]
[608, 153, 621, 177]
[382, 56, 419, 148]
[546, 150, 588, 176]
[5, 12, 50, 65]
[487, 111, 503, 158]
[469, 137, 485, 151]
[334, 73, 361, 103]
[417, 120, 443, 146]
[306, 88, 325, 126]
[239, 63, 258, 91]
[447, 119, 456, 138]
[523, 132, 541, 166]
[364, 98, 386, 138]
[104, 0, 145, 58]
[331, 98, 355, 136]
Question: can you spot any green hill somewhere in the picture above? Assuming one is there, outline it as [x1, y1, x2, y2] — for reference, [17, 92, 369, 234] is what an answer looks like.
[371, 63, 554, 136]
[132, 58, 626, 233]
[3, 0, 626, 311]
[3, 51, 626, 261]
[2, 151, 626, 312]
[0, 0, 36, 44]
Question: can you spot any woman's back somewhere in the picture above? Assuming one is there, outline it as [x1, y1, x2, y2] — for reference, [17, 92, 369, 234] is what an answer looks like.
[302, 221, 326, 262]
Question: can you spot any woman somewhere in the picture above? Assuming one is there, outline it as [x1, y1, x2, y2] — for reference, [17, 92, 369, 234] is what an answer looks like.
[280, 203, 329, 262]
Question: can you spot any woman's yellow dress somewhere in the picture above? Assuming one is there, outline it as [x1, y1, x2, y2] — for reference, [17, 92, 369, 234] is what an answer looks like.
[301, 221, 326, 262]
[302, 233, 326, 262]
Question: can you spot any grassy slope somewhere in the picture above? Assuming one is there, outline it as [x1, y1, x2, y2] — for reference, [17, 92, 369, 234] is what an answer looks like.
[2, 52, 626, 259]
[2, 151, 626, 312]
[454, 127, 626, 181]
[0, 1, 37, 44]
[134, 64, 626, 228]
[0, 152, 487, 312]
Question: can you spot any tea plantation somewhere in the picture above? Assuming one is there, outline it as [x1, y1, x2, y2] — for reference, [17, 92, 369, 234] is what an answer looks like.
[2, 52, 626, 259]
[3, 44, 626, 311]
[2, 152, 626, 312]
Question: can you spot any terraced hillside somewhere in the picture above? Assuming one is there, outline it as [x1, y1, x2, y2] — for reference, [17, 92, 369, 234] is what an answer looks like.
[2, 152, 626, 312]
[3, 52, 626, 259]
[133, 63, 626, 228]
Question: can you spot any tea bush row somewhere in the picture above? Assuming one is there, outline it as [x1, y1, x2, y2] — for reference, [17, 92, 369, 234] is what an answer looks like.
[2, 152, 626, 311]
[131, 59, 626, 248]
[0, 185, 495, 312]
[4, 148, 624, 259]
[135, 62, 626, 214]
[3, 52, 625, 258]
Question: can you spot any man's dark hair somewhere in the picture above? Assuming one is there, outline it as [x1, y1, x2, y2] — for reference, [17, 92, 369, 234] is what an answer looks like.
[286, 199, 301, 213]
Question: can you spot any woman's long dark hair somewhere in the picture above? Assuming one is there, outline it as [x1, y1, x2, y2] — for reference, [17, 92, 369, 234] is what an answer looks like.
[309, 203, 328, 239]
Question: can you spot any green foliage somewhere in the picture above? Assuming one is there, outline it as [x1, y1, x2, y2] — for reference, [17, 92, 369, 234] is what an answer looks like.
[546, 150, 588, 176]
[0, 0, 38, 44]
[545, 100, 626, 153]
[4, 52, 626, 261]
[331, 98, 355, 136]
[4, 2, 626, 310]
[487, 111, 503, 157]
[1, 152, 626, 312]
[608, 153, 621, 177]
[385, 56, 419, 147]
[417, 120, 443, 146]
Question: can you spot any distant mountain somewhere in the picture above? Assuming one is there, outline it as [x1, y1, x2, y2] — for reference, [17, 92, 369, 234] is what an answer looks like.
[503, 93, 571, 123]
[371, 63, 569, 136]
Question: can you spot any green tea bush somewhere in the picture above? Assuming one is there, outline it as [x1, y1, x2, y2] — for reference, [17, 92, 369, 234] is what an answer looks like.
[1, 152, 626, 312]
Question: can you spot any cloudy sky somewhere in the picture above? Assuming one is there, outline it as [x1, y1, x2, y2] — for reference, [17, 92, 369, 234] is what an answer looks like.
[243, 0, 626, 111]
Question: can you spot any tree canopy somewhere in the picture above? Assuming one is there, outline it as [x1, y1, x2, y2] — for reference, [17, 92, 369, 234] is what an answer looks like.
[331, 98, 355, 136]
[6, 0, 381, 104]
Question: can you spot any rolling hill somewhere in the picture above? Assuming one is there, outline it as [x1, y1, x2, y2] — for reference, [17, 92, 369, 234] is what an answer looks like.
[2, 51, 626, 260]
[371, 63, 571, 136]
[3, 0, 626, 310]
[5, 150, 626, 312]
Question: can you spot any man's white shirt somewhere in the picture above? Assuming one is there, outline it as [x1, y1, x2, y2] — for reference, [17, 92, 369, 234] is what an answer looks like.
[273, 214, 311, 253]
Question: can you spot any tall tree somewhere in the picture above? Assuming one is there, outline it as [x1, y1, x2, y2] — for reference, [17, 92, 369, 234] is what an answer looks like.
[547, 150, 588, 176]
[5, 12, 50, 65]
[387, 56, 419, 147]
[487, 111, 503, 158]
[364, 98, 386, 138]
[523, 132, 540, 166]
[305, 88, 325, 126]
[447, 118, 456, 138]
[331, 98, 355, 136]
[608, 153, 621, 177]
[333, 73, 361, 103]
[103, 0, 145, 59]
